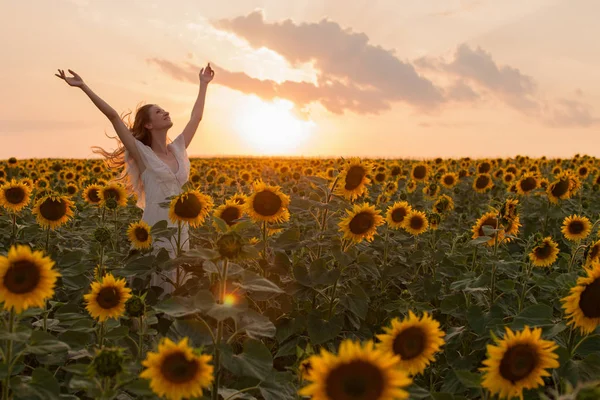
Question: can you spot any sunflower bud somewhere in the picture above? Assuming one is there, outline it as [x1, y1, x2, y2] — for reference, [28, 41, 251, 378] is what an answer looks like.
[91, 347, 124, 378]
[125, 295, 145, 317]
[104, 197, 118, 210]
[94, 227, 112, 244]
[217, 232, 244, 259]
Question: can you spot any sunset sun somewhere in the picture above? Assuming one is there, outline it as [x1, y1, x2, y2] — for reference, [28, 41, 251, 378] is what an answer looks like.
[233, 97, 315, 155]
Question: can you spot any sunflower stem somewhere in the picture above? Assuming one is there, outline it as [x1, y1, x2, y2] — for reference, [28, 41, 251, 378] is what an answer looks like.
[489, 223, 500, 307]
[212, 258, 229, 400]
[327, 266, 341, 320]
[45, 227, 50, 254]
[571, 334, 600, 356]
[98, 321, 105, 348]
[316, 177, 339, 260]
[10, 213, 16, 245]
[137, 316, 144, 360]
[3, 308, 15, 400]
[42, 300, 48, 332]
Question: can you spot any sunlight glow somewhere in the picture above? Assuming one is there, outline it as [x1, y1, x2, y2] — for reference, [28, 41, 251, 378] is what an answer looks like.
[234, 97, 315, 155]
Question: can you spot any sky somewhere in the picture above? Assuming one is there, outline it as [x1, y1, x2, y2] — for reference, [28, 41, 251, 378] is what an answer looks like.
[2, 0, 600, 159]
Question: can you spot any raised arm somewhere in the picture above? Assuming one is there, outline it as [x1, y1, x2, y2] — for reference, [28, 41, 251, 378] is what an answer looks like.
[55, 69, 145, 172]
[180, 63, 214, 149]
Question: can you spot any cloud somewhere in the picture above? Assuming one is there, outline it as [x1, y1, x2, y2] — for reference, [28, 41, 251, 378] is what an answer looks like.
[545, 98, 600, 127]
[428, 0, 482, 17]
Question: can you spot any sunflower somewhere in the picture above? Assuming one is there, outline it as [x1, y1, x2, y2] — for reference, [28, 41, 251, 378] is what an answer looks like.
[99, 183, 128, 208]
[339, 203, 385, 244]
[84, 273, 132, 322]
[472, 211, 505, 246]
[500, 198, 519, 220]
[168, 190, 214, 228]
[428, 212, 442, 230]
[228, 193, 247, 205]
[562, 261, 600, 334]
[405, 180, 417, 193]
[410, 163, 429, 182]
[376, 311, 444, 376]
[503, 172, 516, 185]
[585, 239, 600, 263]
[422, 182, 440, 198]
[402, 210, 429, 236]
[245, 180, 290, 224]
[561, 214, 591, 242]
[336, 158, 372, 201]
[481, 326, 559, 400]
[546, 177, 572, 204]
[433, 194, 454, 214]
[514, 173, 539, 196]
[83, 184, 103, 205]
[439, 172, 458, 189]
[529, 237, 559, 267]
[32, 194, 75, 230]
[213, 200, 245, 227]
[0, 179, 32, 212]
[35, 177, 50, 190]
[0, 245, 60, 313]
[127, 221, 153, 250]
[473, 173, 494, 193]
[140, 337, 214, 400]
[385, 201, 413, 229]
[298, 339, 412, 400]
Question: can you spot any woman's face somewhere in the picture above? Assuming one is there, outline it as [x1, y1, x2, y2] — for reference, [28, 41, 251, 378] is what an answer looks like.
[146, 105, 172, 131]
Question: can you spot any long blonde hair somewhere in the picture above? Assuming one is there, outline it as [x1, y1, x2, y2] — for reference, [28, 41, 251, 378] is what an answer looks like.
[90, 102, 155, 194]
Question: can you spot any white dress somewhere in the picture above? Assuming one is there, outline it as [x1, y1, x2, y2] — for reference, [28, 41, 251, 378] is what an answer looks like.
[124, 133, 191, 294]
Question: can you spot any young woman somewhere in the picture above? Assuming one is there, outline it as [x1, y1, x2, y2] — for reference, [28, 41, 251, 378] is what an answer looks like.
[55, 64, 214, 294]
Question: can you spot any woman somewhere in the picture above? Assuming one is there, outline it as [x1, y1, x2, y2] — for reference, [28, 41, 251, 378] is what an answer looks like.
[55, 64, 214, 294]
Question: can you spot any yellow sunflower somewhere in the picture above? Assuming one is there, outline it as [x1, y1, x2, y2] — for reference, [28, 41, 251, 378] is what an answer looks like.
[529, 237, 559, 267]
[83, 273, 132, 322]
[168, 190, 214, 228]
[433, 194, 454, 215]
[375, 311, 445, 376]
[0, 245, 60, 313]
[405, 180, 417, 193]
[0, 179, 32, 213]
[213, 200, 245, 227]
[99, 183, 128, 208]
[515, 173, 539, 196]
[472, 211, 505, 246]
[546, 177, 572, 204]
[481, 326, 559, 400]
[385, 201, 413, 230]
[585, 239, 600, 263]
[562, 261, 600, 334]
[140, 337, 214, 400]
[339, 203, 385, 244]
[402, 210, 429, 236]
[503, 172, 516, 185]
[32, 194, 75, 230]
[127, 220, 153, 250]
[440, 172, 459, 189]
[473, 173, 494, 193]
[336, 158, 372, 201]
[245, 180, 290, 224]
[561, 214, 591, 242]
[83, 184, 103, 205]
[298, 339, 412, 400]
[410, 163, 429, 182]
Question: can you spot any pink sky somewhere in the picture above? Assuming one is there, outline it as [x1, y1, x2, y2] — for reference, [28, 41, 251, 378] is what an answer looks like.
[2, 0, 599, 159]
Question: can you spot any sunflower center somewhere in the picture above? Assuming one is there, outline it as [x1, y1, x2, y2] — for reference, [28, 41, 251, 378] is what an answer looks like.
[478, 218, 498, 238]
[413, 166, 426, 180]
[252, 191, 282, 217]
[579, 278, 600, 319]
[409, 216, 424, 231]
[375, 173, 386, 182]
[534, 243, 552, 259]
[391, 208, 408, 223]
[134, 227, 149, 242]
[568, 221, 585, 234]
[345, 166, 366, 191]
[5, 187, 26, 205]
[349, 212, 375, 235]
[499, 344, 538, 383]
[88, 188, 101, 203]
[393, 326, 426, 360]
[325, 360, 384, 400]
[220, 206, 241, 225]
[589, 244, 600, 260]
[97, 287, 121, 309]
[160, 352, 199, 384]
[103, 188, 121, 201]
[39, 198, 68, 221]
[443, 176, 454, 185]
[3, 260, 41, 294]
[174, 194, 202, 219]
[67, 186, 77, 195]
[519, 177, 537, 192]
[475, 175, 490, 189]
[551, 179, 570, 198]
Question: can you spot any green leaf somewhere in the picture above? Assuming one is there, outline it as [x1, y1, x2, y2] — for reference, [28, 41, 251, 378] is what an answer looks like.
[454, 369, 482, 389]
[218, 388, 257, 400]
[154, 296, 197, 317]
[470, 236, 492, 245]
[258, 371, 297, 400]
[123, 379, 154, 396]
[293, 264, 313, 287]
[104, 325, 129, 341]
[236, 270, 283, 294]
[307, 314, 342, 345]
[235, 309, 276, 339]
[221, 339, 273, 380]
[213, 216, 229, 233]
[339, 284, 369, 320]
[511, 304, 553, 329]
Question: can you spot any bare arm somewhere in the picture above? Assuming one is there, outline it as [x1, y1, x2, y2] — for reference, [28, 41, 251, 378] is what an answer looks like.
[55, 69, 145, 172]
[180, 63, 214, 149]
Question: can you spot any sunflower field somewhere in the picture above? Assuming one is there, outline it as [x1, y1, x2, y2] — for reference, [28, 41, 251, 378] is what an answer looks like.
[0, 155, 599, 400]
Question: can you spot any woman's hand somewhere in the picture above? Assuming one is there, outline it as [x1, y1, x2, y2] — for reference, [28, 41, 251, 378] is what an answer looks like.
[55, 69, 85, 87]
[199, 63, 214, 84]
